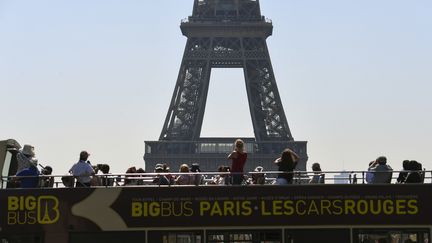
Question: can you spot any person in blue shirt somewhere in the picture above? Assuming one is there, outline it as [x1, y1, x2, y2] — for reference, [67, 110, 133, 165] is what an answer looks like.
[16, 160, 40, 188]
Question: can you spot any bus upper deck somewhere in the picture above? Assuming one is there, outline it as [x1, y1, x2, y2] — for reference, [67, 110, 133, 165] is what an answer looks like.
[1, 139, 431, 243]
[1, 172, 431, 243]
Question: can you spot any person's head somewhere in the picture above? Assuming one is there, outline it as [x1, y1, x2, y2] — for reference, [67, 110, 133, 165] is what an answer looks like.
[22, 145, 35, 158]
[402, 160, 410, 170]
[161, 163, 170, 172]
[155, 164, 164, 172]
[234, 139, 244, 152]
[376, 156, 387, 165]
[100, 164, 110, 174]
[254, 166, 264, 173]
[281, 149, 297, 163]
[409, 160, 422, 171]
[136, 168, 145, 173]
[42, 166, 53, 175]
[79, 151, 90, 161]
[179, 164, 190, 173]
[126, 166, 137, 173]
[190, 163, 201, 172]
[311, 163, 321, 172]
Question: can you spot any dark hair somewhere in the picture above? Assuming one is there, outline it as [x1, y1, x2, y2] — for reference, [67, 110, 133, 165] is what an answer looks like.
[190, 163, 201, 172]
[409, 160, 422, 171]
[376, 156, 387, 165]
[100, 164, 110, 174]
[79, 151, 89, 161]
[402, 160, 410, 170]
[312, 163, 321, 172]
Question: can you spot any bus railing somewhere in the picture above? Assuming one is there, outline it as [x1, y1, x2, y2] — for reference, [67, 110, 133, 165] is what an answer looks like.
[1, 169, 430, 189]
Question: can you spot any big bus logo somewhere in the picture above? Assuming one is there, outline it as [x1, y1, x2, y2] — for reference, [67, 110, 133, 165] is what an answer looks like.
[7, 195, 60, 225]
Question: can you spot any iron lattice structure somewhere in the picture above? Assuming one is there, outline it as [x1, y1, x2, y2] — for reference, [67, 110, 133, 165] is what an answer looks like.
[145, 0, 307, 172]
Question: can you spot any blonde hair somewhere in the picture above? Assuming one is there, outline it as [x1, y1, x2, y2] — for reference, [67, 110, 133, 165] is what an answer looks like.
[234, 139, 244, 152]
[179, 164, 189, 173]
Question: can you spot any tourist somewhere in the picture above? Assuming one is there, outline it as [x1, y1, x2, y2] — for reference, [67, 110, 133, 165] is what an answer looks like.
[368, 156, 393, 184]
[251, 166, 265, 185]
[309, 162, 324, 184]
[396, 160, 410, 183]
[124, 166, 137, 185]
[190, 163, 203, 185]
[274, 148, 299, 185]
[40, 165, 54, 188]
[211, 165, 230, 185]
[16, 144, 37, 173]
[405, 160, 423, 183]
[136, 167, 146, 185]
[69, 151, 95, 187]
[365, 161, 375, 183]
[100, 164, 114, 187]
[15, 159, 40, 188]
[175, 164, 192, 185]
[228, 139, 247, 185]
[153, 163, 170, 185]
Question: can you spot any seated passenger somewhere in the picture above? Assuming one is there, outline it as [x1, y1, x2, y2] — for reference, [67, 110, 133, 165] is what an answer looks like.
[136, 168, 146, 185]
[405, 160, 423, 183]
[190, 163, 204, 186]
[369, 156, 393, 184]
[175, 164, 192, 185]
[396, 160, 410, 183]
[90, 165, 101, 186]
[15, 159, 40, 188]
[153, 164, 170, 185]
[40, 165, 54, 188]
[251, 166, 265, 185]
[365, 161, 375, 183]
[124, 166, 137, 185]
[309, 163, 324, 184]
[212, 165, 230, 185]
[100, 164, 114, 186]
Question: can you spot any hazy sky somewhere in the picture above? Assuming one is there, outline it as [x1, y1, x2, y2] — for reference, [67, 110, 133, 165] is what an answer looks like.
[1, 0, 431, 175]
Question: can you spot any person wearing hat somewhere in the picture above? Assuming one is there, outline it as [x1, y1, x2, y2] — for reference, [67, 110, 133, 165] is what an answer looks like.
[15, 158, 40, 188]
[69, 151, 95, 187]
[16, 144, 38, 173]
[152, 163, 170, 185]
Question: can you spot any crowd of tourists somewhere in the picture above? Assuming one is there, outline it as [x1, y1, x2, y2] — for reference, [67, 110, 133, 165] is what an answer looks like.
[8, 139, 426, 189]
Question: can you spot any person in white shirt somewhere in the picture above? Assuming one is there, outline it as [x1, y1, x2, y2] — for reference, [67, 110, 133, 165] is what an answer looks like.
[69, 151, 95, 187]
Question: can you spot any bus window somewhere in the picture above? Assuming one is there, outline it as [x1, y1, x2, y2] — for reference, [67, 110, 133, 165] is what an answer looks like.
[148, 230, 203, 243]
[69, 231, 146, 243]
[286, 229, 350, 243]
[207, 230, 281, 243]
[354, 229, 430, 243]
[0, 234, 43, 243]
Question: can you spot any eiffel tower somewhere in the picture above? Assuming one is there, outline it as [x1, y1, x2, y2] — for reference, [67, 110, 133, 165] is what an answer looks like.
[144, 0, 307, 173]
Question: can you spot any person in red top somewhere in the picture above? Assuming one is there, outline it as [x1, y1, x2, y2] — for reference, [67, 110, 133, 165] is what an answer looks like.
[228, 139, 247, 185]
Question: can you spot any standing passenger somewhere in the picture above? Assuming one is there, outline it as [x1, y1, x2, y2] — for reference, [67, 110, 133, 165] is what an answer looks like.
[15, 159, 40, 188]
[228, 139, 247, 185]
[274, 148, 299, 185]
[69, 151, 95, 187]
[16, 144, 37, 173]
